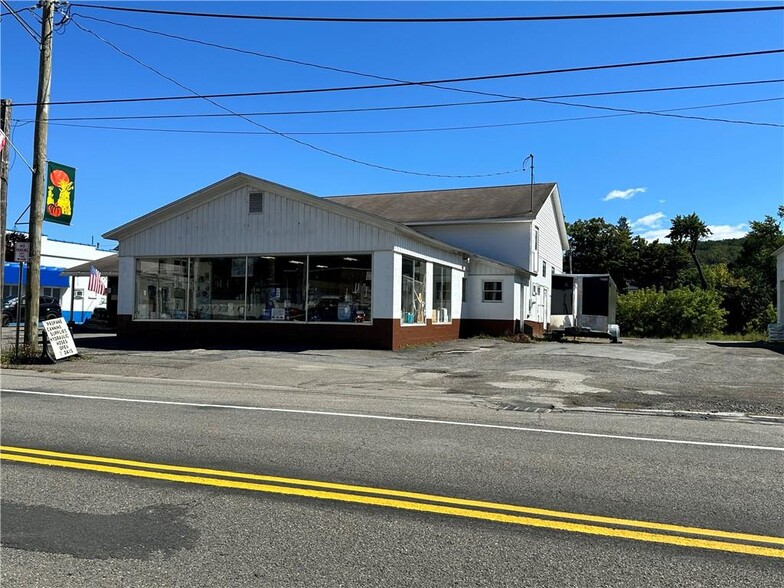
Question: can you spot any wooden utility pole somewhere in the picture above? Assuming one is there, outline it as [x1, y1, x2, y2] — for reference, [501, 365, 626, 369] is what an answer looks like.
[0, 99, 11, 301]
[24, 0, 55, 351]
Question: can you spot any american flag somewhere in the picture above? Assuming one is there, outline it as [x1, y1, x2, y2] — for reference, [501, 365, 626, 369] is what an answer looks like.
[88, 265, 105, 295]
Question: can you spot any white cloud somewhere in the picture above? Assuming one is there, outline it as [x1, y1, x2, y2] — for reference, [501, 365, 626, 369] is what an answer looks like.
[603, 187, 647, 201]
[637, 223, 748, 242]
[631, 211, 666, 229]
[658, 199, 666, 204]
[638, 229, 671, 242]
[704, 224, 748, 240]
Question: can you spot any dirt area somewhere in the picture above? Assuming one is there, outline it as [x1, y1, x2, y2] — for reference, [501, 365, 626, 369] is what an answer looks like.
[3, 332, 783, 417]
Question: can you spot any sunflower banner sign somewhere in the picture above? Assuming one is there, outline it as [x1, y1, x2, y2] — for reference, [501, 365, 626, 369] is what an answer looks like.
[44, 161, 76, 226]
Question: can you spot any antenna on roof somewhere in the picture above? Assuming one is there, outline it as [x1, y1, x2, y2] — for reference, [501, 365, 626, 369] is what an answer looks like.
[522, 153, 534, 212]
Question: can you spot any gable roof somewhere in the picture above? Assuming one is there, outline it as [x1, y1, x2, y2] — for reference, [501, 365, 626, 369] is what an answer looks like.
[326, 183, 557, 224]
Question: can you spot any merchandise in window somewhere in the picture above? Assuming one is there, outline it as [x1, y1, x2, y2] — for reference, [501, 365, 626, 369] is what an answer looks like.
[191, 257, 248, 320]
[246, 256, 306, 321]
[432, 264, 452, 323]
[308, 255, 372, 322]
[134, 258, 189, 319]
[401, 256, 426, 324]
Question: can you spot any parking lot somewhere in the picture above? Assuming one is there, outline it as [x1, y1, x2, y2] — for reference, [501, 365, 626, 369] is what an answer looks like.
[4, 332, 782, 418]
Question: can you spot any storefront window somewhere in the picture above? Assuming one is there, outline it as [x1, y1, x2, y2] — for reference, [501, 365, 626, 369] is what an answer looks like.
[135, 258, 189, 319]
[401, 256, 426, 324]
[190, 257, 247, 320]
[432, 265, 452, 323]
[133, 254, 374, 324]
[246, 256, 306, 321]
[308, 255, 372, 322]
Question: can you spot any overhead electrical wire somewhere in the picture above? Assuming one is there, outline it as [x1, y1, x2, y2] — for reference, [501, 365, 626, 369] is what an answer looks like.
[32, 97, 784, 135]
[0, 0, 41, 43]
[27, 79, 784, 123]
[69, 18, 522, 178]
[14, 47, 784, 108]
[67, 15, 783, 136]
[66, 3, 784, 23]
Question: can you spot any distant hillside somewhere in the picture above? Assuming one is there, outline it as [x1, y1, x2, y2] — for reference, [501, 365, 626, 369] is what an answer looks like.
[695, 238, 744, 265]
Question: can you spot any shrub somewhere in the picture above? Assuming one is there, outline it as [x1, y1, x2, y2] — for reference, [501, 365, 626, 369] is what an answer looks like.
[618, 287, 726, 338]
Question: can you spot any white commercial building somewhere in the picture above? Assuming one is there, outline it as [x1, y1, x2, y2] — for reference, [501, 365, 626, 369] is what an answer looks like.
[104, 173, 568, 349]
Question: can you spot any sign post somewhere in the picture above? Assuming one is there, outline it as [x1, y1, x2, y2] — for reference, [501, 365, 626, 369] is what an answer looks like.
[14, 241, 29, 357]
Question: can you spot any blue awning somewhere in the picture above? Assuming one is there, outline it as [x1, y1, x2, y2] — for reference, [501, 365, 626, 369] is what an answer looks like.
[3, 262, 70, 288]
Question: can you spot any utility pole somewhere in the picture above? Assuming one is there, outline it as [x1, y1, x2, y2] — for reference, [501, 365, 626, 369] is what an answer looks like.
[0, 99, 11, 301]
[24, 0, 55, 351]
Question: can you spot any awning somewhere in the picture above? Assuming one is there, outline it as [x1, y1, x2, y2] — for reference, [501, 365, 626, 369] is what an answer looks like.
[60, 253, 119, 277]
[3, 262, 71, 288]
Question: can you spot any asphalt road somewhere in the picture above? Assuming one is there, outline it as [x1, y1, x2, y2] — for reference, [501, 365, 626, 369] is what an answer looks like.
[1, 369, 783, 587]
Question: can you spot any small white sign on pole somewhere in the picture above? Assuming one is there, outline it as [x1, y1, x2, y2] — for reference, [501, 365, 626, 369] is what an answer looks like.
[15, 242, 30, 262]
[42, 317, 78, 360]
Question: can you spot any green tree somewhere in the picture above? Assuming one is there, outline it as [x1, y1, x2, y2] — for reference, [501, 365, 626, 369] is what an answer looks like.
[729, 213, 784, 331]
[566, 217, 635, 291]
[667, 213, 712, 289]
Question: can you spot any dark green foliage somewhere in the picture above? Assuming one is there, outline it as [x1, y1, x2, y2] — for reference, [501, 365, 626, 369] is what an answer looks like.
[695, 238, 744, 266]
[729, 215, 784, 332]
[617, 288, 727, 338]
[566, 217, 635, 291]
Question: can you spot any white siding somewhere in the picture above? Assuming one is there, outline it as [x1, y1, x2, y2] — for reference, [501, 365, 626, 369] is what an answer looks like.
[372, 251, 397, 319]
[121, 186, 400, 257]
[118, 256, 135, 316]
[528, 195, 566, 325]
[413, 222, 530, 270]
[536, 195, 565, 275]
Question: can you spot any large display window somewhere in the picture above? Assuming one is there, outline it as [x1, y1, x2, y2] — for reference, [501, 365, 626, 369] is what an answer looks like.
[401, 256, 426, 325]
[134, 258, 190, 319]
[134, 254, 365, 324]
[308, 255, 372, 322]
[190, 257, 247, 320]
[246, 256, 306, 321]
[432, 264, 452, 323]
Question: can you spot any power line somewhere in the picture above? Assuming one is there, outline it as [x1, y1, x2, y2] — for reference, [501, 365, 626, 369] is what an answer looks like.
[70, 19, 521, 179]
[74, 13, 408, 87]
[30, 97, 784, 135]
[67, 3, 784, 23]
[0, 0, 41, 43]
[24, 79, 784, 123]
[14, 47, 784, 107]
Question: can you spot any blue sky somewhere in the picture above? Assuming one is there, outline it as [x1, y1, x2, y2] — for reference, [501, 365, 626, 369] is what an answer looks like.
[2, 1, 783, 247]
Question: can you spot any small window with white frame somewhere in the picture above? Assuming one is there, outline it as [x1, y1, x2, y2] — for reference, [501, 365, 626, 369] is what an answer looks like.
[532, 226, 540, 269]
[542, 261, 547, 277]
[482, 281, 503, 303]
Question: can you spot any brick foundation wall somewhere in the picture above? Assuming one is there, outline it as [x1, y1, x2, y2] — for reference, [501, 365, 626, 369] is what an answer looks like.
[389, 319, 461, 350]
[523, 320, 544, 338]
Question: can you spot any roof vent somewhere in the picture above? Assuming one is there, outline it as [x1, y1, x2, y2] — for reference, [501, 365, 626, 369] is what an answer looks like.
[249, 192, 264, 214]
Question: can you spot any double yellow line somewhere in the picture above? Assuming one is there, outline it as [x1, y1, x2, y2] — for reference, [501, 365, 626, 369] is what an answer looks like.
[2, 445, 783, 558]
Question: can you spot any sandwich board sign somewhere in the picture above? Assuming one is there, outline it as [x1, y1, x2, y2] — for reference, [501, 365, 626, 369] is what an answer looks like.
[42, 317, 78, 360]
